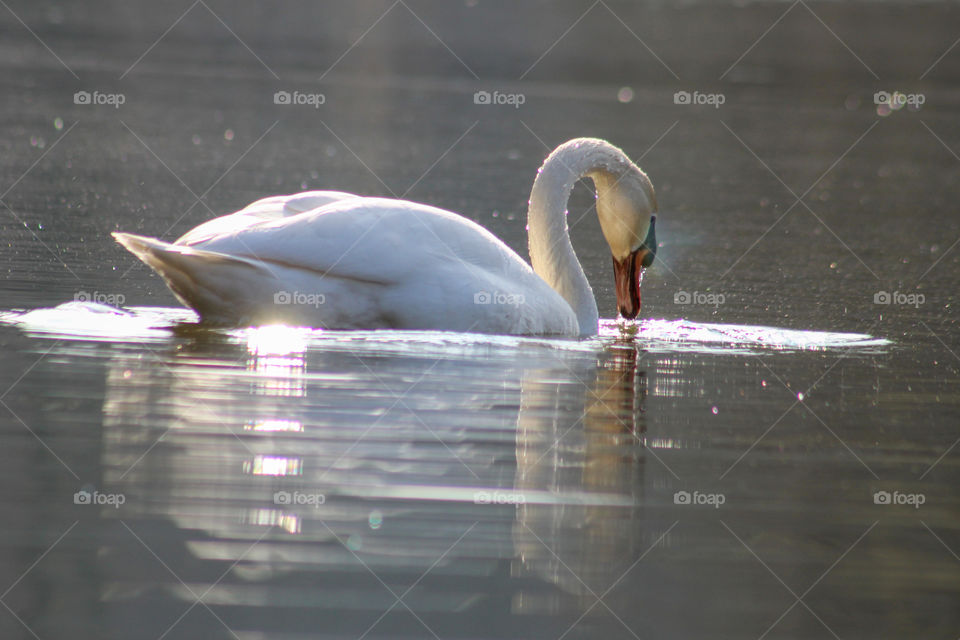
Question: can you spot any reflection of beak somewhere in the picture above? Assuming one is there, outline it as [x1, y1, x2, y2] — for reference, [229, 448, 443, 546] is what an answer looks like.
[612, 216, 656, 319]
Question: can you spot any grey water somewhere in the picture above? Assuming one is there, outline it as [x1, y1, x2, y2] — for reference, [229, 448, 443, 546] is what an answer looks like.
[1, 2, 958, 639]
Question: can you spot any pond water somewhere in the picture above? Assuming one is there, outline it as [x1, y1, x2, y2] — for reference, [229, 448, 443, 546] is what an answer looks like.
[1, 2, 958, 639]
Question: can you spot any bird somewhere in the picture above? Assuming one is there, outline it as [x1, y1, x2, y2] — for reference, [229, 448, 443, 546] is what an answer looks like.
[113, 137, 658, 336]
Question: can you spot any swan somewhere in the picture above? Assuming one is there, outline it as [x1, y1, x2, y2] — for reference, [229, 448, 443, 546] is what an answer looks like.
[113, 137, 658, 336]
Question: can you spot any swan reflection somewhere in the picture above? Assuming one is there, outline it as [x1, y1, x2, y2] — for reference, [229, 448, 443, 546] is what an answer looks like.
[514, 344, 648, 611]
[98, 331, 654, 637]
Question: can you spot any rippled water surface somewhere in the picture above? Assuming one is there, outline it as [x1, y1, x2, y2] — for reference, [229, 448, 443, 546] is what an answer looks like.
[1, 302, 955, 639]
[2, 2, 959, 639]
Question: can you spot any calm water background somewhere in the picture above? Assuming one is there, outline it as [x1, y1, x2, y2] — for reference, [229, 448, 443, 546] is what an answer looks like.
[1, 1, 958, 638]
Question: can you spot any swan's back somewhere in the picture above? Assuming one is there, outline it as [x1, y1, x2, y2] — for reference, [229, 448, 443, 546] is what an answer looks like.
[175, 191, 359, 245]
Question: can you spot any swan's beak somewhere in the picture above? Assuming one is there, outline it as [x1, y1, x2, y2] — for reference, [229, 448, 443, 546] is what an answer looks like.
[612, 216, 656, 319]
[613, 249, 645, 319]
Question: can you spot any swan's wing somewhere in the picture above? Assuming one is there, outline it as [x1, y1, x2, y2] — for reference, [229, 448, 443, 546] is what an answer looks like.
[185, 196, 532, 287]
[187, 196, 577, 332]
[175, 190, 359, 246]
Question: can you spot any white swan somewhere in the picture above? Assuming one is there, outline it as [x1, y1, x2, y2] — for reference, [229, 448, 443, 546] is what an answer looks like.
[113, 137, 658, 336]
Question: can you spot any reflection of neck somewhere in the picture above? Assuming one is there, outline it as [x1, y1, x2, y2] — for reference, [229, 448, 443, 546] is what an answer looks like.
[515, 347, 643, 483]
[584, 348, 643, 488]
[512, 348, 645, 605]
[528, 141, 627, 335]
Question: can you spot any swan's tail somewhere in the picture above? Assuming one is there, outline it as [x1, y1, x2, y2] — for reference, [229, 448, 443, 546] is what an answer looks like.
[112, 232, 271, 322]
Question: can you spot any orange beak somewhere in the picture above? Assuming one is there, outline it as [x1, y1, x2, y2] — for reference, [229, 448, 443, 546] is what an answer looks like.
[612, 248, 650, 319]
[612, 216, 656, 319]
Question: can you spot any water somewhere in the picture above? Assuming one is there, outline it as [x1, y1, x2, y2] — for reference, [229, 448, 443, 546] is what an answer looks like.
[2, 2, 959, 639]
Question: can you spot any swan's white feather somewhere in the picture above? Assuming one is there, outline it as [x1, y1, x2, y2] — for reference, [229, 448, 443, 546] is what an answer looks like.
[174, 190, 359, 245]
[116, 193, 578, 335]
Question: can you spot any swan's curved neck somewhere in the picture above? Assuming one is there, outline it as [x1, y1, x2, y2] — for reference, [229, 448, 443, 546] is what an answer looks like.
[527, 140, 631, 335]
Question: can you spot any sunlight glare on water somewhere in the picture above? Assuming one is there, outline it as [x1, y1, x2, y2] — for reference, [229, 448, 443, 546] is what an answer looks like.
[2, 303, 891, 355]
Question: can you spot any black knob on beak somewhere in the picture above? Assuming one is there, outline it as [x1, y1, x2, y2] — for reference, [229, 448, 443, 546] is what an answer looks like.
[640, 215, 656, 268]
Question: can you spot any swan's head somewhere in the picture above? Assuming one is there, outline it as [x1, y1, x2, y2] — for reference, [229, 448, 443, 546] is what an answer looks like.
[588, 162, 658, 319]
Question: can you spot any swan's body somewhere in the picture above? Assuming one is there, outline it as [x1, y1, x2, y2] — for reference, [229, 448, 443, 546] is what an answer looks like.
[114, 138, 657, 336]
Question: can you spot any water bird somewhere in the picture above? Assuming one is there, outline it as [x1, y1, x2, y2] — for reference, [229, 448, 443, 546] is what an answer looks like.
[113, 138, 657, 336]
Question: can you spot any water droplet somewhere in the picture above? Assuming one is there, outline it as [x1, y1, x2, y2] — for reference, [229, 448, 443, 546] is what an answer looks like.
[224, 129, 234, 141]
[53, 117, 63, 130]
[617, 86, 634, 103]
[191, 134, 201, 145]
[346, 534, 362, 550]
[369, 510, 383, 530]
[711, 406, 718, 415]
[797, 392, 805, 401]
